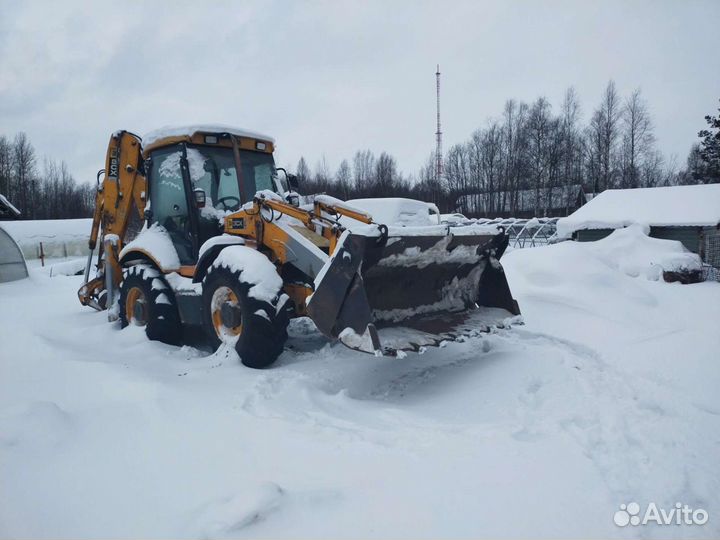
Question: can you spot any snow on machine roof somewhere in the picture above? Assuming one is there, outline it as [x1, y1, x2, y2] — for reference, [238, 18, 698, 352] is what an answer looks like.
[142, 124, 275, 154]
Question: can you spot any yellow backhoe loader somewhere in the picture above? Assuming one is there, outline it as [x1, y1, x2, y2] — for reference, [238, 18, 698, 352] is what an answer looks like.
[78, 126, 520, 367]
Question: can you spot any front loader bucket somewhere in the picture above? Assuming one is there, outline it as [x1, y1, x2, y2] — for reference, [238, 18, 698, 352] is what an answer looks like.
[306, 227, 521, 355]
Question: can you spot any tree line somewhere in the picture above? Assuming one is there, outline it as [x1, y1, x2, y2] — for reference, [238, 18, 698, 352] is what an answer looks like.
[0, 133, 95, 219]
[295, 84, 720, 217]
[2, 85, 718, 220]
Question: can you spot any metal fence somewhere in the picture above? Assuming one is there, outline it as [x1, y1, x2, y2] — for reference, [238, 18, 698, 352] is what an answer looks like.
[702, 230, 720, 282]
[19, 238, 90, 262]
[473, 217, 560, 249]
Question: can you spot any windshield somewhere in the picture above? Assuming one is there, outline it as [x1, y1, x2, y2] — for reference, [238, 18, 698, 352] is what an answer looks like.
[186, 145, 277, 208]
[149, 143, 279, 263]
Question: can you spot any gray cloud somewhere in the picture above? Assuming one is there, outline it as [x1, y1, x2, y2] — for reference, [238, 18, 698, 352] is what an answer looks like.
[1, 0, 718, 184]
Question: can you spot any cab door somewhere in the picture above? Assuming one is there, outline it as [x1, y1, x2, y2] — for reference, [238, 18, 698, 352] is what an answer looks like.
[147, 144, 196, 265]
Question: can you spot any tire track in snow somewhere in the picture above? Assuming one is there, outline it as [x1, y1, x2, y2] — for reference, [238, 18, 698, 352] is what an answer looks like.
[238, 334, 518, 449]
[507, 327, 718, 513]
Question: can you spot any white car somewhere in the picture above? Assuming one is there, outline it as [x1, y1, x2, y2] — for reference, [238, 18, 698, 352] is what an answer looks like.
[341, 197, 441, 227]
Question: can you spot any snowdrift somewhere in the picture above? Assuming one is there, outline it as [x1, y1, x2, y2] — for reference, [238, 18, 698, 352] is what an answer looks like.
[586, 224, 701, 280]
[503, 227, 719, 412]
[517, 224, 701, 283]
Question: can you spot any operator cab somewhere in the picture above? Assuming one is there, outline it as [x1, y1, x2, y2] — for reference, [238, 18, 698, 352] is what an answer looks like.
[141, 126, 283, 265]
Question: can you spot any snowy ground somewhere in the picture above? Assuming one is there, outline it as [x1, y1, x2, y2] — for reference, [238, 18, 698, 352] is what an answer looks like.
[1, 238, 719, 538]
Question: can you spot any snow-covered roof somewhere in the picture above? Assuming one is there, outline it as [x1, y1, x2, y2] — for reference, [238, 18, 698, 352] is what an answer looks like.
[0, 193, 21, 217]
[557, 184, 720, 238]
[1, 218, 91, 245]
[143, 124, 275, 147]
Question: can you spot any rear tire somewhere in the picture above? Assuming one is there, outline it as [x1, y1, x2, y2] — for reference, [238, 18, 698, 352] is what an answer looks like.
[119, 264, 182, 345]
[202, 248, 289, 368]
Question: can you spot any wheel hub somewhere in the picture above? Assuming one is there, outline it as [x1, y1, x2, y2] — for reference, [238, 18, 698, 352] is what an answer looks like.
[133, 298, 146, 322]
[220, 301, 242, 328]
[211, 286, 243, 341]
[125, 286, 147, 326]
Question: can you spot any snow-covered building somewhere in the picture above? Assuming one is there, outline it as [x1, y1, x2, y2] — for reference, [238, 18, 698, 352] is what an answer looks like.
[557, 184, 720, 271]
[0, 193, 21, 220]
[456, 184, 587, 218]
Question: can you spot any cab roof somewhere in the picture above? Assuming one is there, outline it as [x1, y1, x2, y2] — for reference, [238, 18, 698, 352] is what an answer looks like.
[141, 124, 275, 156]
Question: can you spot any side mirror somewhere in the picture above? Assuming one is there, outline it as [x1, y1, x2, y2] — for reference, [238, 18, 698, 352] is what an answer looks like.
[193, 188, 206, 209]
[287, 174, 300, 191]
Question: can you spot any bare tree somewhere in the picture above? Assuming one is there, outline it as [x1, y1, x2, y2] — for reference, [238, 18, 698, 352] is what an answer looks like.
[59, 161, 77, 217]
[501, 100, 529, 215]
[416, 153, 445, 208]
[481, 122, 504, 214]
[589, 80, 621, 193]
[374, 152, 397, 197]
[42, 157, 60, 219]
[560, 88, 584, 213]
[352, 150, 375, 196]
[335, 159, 352, 200]
[313, 156, 332, 193]
[527, 97, 553, 214]
[444, 144, 469, 213]
[621, 88, 655, 187]
[640, 150, 665, 188]
[13, 132, 37, 217]
[466, 130, 485, 214]
[296, 157, 311, 184]
[0, 136, 14, 199]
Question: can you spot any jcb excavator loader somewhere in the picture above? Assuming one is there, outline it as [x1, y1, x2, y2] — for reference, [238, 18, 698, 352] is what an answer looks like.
[78, 126, 520, 367]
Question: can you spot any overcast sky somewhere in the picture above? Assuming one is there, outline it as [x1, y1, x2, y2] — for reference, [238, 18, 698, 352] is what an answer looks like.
[1, 0, 718, 185]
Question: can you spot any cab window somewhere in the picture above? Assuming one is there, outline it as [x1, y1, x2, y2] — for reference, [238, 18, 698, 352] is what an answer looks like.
[186, 146, 241, 211]
[149, 145, 194, 264]
[238, 150, 276, 201]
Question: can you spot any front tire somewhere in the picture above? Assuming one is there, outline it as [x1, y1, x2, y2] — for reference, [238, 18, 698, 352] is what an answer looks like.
[202, 247, 290, 368]
[119, 264, 182, 345]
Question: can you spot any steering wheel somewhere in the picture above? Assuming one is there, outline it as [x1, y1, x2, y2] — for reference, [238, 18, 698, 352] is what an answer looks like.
[216, 195, 240, 210]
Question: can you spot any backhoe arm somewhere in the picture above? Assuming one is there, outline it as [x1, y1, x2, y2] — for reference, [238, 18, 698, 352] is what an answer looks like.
[78, 131, 146, 313]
